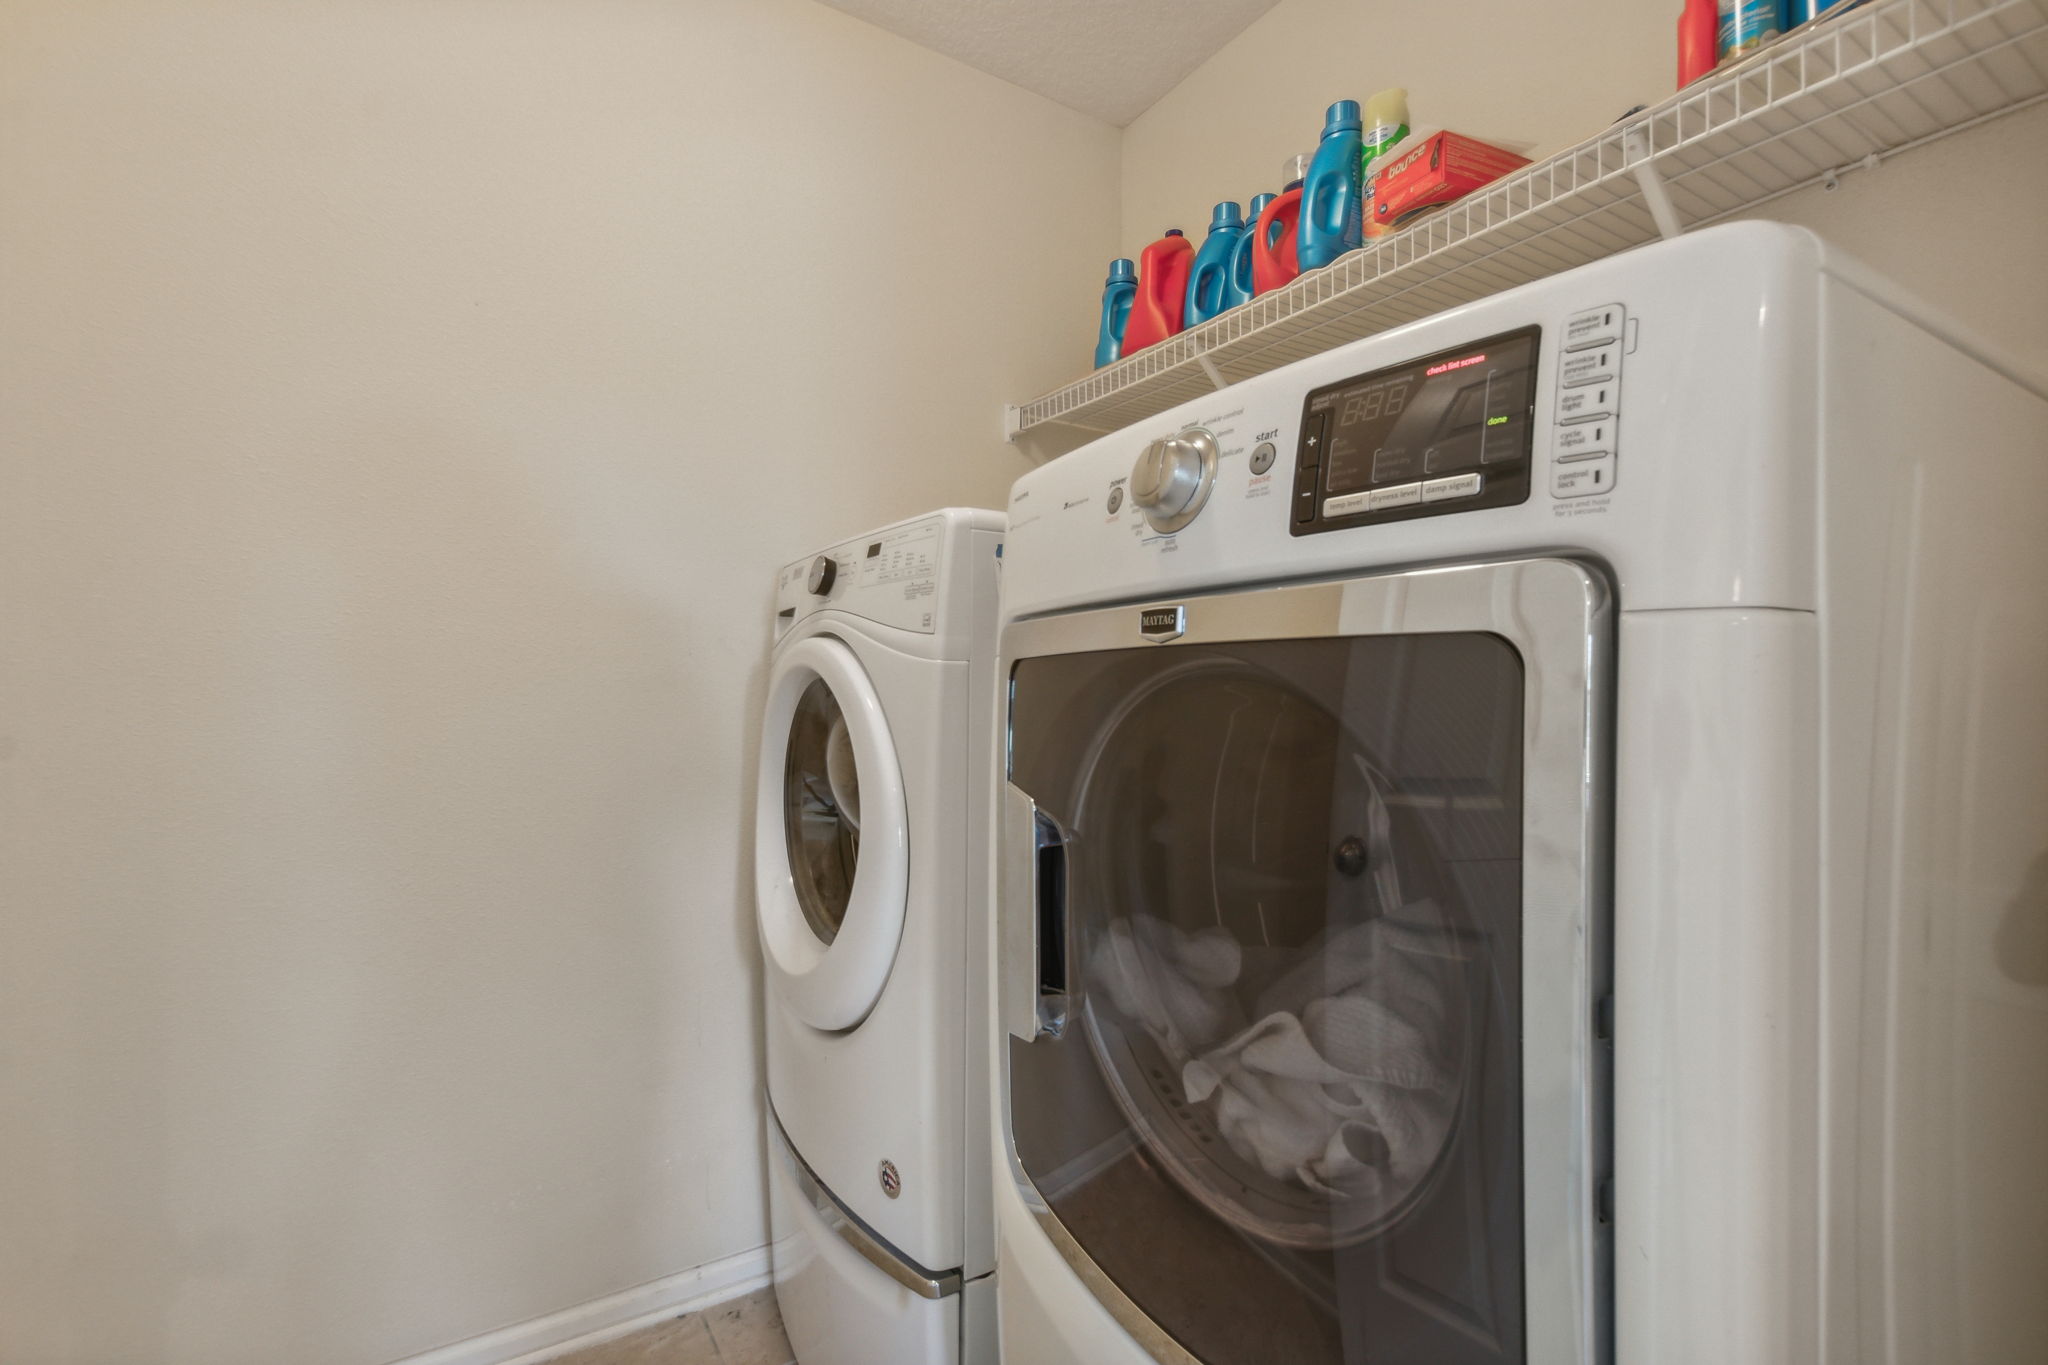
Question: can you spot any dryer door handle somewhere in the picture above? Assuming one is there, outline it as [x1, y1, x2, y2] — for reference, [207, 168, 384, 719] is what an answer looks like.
[1000, 783, 1070, 1042]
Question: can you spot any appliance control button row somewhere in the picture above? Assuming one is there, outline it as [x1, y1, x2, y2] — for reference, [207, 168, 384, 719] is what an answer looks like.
[1553, 453, 1615, 497]
[1564, 303, 1624, 352]
[1422, 472, 1483, 502]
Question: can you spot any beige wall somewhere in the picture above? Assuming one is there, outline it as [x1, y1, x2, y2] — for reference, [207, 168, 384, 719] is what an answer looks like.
[0, 3, 1116, 1363]
[1121, 0, 2048, 370]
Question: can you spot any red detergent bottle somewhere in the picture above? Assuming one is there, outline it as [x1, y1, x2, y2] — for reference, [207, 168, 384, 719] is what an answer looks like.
[1121, 229, 1194, 354]
[1252, 153, 1310, 296]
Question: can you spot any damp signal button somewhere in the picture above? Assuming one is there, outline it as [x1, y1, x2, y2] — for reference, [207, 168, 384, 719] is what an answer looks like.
[1422, 472, 1483, 503]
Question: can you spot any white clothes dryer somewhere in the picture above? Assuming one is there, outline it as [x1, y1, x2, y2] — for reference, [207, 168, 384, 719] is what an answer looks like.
[990, 223, 2048, 1365]
[758, 508, 1001, 1365]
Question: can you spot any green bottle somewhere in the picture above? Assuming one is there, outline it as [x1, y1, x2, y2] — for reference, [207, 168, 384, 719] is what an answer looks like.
[1358, 87, 1410, 240]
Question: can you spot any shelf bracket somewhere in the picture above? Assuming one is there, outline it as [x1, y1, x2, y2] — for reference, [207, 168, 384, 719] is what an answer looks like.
[1003, 404, 1025, 443]
[1196, 355, 1228, 391]
[1623, 124, 1684, 241]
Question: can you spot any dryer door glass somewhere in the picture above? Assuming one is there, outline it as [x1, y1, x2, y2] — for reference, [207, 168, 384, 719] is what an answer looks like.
[784, 676, 862, 945]
[1007, 632, 1532, 1364]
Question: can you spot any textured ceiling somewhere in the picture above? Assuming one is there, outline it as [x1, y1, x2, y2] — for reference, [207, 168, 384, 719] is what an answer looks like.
[814, 0, 1283, 127]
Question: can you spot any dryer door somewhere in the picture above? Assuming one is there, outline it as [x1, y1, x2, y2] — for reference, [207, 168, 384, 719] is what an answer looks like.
[998, 557, 1613, 1365]
[757, 633, 910, 1031]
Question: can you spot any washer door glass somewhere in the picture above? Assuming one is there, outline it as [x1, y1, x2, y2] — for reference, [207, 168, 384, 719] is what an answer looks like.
[1007, 633, 1526, 1365]
[784, 677, 863, 945]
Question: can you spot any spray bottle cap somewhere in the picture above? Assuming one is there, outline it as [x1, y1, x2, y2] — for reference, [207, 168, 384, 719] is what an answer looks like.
[1322, 99, 1362, 135]
[1107, 258, 1136, 283]
[1208, 201, 1245, 230]
[1163, 228, 1185, 238]
[1280, 154, 1311, 189]
[1248, 193, 1276, 217]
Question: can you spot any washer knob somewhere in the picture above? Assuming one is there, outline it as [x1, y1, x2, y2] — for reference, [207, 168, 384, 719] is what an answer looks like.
[1128, 429, 1219, 533]
[807, 555, 837, 595]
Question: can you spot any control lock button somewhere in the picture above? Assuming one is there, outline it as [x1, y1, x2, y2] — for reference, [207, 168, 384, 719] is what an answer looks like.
[1564, 304, 1624, 352]
[1553, 454, 1615, 498]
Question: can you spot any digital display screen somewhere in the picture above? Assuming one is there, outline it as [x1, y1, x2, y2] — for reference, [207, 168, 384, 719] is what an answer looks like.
[1318, 330, 1539, 496]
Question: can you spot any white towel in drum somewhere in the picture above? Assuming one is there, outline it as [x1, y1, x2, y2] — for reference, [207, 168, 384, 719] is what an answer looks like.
[1182, 914, 1458, 1196]
[1091, 914, 1246, 1059]
[1090, 909, 1460, 1201]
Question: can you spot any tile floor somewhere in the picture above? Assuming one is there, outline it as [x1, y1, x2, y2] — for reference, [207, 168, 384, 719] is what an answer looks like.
[552, 1287, 794, 1365]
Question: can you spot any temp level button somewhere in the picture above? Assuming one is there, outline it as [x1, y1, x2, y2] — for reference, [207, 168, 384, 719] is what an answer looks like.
[1422, 473, 1483, 503]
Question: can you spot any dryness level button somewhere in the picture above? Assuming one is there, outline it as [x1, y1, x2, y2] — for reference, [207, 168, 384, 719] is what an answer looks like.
[1553, 454, 1616, 498]
[1559, 346, 1620, 388]
[1323, 491, 1370, 519]
[1422, 473, 1483, 503]
[1369, 482, 1423, 511]
[1564, 304, 1624, 352]
[1557, 382, 1619, 424]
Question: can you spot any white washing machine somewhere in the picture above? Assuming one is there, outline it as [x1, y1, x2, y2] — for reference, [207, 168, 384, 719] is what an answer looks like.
[989, 223, 2048, 1365]
[757, 508, 1001, 1365]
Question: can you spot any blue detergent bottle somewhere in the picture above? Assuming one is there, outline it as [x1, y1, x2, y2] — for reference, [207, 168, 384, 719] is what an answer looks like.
[1183, 201, 1247, 327]
[1093, 258, 1137, 368]
[1224, 193, 1273, 310]
[1297, 99, 1364, 271]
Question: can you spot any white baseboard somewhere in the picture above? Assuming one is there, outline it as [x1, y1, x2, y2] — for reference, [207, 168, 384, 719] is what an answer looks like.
[391, 1244, 773, 1365]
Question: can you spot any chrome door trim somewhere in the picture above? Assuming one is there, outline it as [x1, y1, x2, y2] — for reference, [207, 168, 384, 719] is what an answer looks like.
[997, 555, 1614, 1365]
[768, 1100, 963, 1301]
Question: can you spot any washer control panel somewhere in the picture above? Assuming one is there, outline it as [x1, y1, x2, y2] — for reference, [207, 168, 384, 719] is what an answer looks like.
[776, 517, 945, 635]
[1552, 303, 1623, 498]
[1289, 327, 1539, 536]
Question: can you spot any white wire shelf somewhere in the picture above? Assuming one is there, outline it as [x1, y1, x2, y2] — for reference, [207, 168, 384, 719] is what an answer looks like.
[1008, 0, 2048, 460]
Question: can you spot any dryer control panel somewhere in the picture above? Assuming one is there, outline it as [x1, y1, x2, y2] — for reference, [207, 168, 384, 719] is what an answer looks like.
[1290, 326, 1540, 535]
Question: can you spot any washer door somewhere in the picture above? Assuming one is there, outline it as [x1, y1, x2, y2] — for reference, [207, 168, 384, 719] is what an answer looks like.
[757, 634, 909, 1031]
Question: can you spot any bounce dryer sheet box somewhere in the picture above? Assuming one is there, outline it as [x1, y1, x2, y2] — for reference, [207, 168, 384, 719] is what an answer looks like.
[1366, 130, 1531, 235]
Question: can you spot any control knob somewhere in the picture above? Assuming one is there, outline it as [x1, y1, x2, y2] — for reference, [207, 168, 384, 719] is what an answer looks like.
[807, 555, 837, 596]
[1128, 428, 1219, 534]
